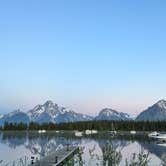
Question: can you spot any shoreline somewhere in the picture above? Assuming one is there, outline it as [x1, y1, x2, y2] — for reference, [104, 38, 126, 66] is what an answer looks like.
[0, 130, 165, 134]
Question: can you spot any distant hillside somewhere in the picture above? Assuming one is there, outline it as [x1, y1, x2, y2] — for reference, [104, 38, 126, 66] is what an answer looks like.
[95, 108, 132, 121]
[136, 100, 166, 121]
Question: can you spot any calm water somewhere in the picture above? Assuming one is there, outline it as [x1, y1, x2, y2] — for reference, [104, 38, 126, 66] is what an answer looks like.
[0, 131, 165, 166]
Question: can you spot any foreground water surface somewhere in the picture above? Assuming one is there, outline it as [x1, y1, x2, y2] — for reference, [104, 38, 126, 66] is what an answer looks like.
[0, 131, 165, 166]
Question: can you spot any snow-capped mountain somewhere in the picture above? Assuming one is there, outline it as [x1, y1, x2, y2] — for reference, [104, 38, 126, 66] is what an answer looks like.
[1, 100, 166, 125]
[54, 111, 93, 123]
[95, 108, 132, 121]
[136, 100, 166, 121]
[0, 110, 30, 126]
[27, 100, 93, 123]
[0, 101, 135, 126]
[27, 101, 61, 123]
[0, 101, 93, 126]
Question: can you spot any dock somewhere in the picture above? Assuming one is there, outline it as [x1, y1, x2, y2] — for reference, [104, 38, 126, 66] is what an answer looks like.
[29, 146, 79, 166]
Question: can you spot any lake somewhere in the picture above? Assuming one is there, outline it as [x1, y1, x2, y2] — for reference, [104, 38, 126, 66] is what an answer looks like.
[0, 131, 165, 166]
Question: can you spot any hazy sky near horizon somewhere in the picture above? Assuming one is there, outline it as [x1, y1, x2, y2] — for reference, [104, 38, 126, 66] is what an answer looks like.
[0, 0, 166, 116]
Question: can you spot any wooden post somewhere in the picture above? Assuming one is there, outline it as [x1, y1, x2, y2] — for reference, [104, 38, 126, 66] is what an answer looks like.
[31, 156, 35, 164]
[67, 144, 69, 151]
[55, 156, 58, 163]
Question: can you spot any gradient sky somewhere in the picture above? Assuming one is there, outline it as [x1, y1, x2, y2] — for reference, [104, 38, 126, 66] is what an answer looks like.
[0, 0, 166, 116]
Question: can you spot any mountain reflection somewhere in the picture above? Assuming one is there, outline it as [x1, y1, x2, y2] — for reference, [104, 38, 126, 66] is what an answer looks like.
[1, 132, 27, 148]
[139, 141, 166, 159]
[0, 132, 165, 165]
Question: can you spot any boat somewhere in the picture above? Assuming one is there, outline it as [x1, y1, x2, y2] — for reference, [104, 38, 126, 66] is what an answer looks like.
[38, 130, 46, 134]
[75, 131, 83, 137]
[157, 140, 166, 147]
[130, 131, 136, 134]
[55, 130, 60, 133]
[85, 130, 98, 135]
[108, 130, 117, 136]
[148, 132, 166, 140]
[148, 131, 159, 137]
[85, 130, 92, 135]
[157, 143, 166, 147]
[91, 130, 98, 134]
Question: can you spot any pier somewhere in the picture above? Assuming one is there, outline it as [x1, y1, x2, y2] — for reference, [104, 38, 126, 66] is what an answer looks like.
[30, 146, 79, 166]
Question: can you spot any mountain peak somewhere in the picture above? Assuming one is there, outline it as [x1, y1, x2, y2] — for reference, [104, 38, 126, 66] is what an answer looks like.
[156, 99, 166, 109]
[9, 109, 21, 115]
[96, 108, 131, 121]
[44, 100, 54, 107]
[102, 108, 117, 112]
[136, 100, 166, 121]
[25, 100, 93, 124]
[99, 108, 117, 116]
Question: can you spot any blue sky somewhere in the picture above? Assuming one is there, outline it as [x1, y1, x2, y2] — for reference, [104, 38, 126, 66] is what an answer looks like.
[0, 0, 166, 116]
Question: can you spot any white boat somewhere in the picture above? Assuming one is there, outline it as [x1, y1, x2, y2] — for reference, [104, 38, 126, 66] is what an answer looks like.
[91, 130, 98, 134]
[109, 131, 117, 135]
[157, 143, 166, 147]
[55, 131, 60, 133]
[155, 134, 166, 139]
[148, 131, 159, 138]
[38, 130, 46, 134]
[148, 132, 166, 140]
[130, 131, 136, 134]
[157, 139, 166, 147]
[85, 130, 92, 135]
[75, 131, 83, 137]
[85, 130, 98, 135]
[42, 130, 46, 133]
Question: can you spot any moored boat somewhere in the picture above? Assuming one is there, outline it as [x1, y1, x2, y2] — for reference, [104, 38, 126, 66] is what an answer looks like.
[130, 130, 136, 134]
[85, 130, 92, 135]
[91, 130, 98, 134]
[108, 130, 117, 136]
[38, 130, 46, 133]
[148, 132, 166, 140]
[85, 130, 98, 135]
[75, 131, 83, 137]
[157, 143, 166, 147]
[157, 140, 166, 147]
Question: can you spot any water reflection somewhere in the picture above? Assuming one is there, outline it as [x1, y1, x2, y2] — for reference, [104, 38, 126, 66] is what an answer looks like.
[1, 132, 27, 148]
[140, 141, 166, 159]
[0, 131, 165, 166]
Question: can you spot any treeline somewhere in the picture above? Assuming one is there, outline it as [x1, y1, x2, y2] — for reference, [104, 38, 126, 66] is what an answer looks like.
[1, 120, 166, 131]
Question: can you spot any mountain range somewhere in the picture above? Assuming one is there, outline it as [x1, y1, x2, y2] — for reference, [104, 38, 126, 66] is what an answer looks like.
[0, 99, 166, 126]
[0, 101, 93, 126]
